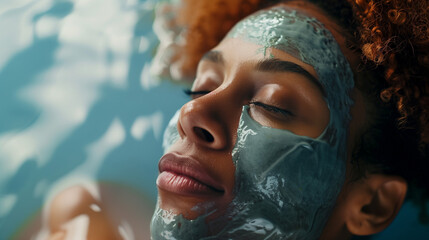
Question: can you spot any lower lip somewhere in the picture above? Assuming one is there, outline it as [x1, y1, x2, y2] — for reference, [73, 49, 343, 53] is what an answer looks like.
[157, 171, 223, 197]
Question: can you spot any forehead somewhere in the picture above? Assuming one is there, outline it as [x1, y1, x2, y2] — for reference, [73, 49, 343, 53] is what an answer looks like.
[227, 7, 337, 67]
[274, 2, 360, 69]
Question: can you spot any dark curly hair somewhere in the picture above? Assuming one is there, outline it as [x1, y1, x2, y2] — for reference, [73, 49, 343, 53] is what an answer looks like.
[167, 0, 429, 223]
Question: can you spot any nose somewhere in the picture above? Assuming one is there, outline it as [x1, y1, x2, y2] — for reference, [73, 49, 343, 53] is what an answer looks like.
[177, 97, 230, 150]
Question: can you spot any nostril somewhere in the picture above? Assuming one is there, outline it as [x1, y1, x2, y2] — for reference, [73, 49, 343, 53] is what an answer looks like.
[193, 127, 214, 142]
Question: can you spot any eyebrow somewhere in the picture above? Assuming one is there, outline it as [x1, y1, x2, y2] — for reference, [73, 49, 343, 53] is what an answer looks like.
[200, 52, 325, 95]
[256, 58, 325, 96]
[201, 50, 224, 64]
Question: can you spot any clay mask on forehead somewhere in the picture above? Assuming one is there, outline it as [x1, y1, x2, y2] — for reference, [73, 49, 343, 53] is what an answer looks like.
[151, 7, 354, 240]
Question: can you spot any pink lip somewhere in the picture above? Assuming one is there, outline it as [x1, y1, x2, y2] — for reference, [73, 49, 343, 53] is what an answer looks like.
[157, 152, 224, 197]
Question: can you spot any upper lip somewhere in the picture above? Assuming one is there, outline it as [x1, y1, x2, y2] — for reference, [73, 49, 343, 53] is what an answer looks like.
[158, 152, 225, 193]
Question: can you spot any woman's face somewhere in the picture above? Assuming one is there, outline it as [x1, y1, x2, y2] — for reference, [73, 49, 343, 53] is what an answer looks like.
[152, 2, 358, 239]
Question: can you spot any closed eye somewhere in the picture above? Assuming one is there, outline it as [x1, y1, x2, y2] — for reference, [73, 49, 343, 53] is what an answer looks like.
[183, 89, 211, 99]
[249, 101, 293, 118]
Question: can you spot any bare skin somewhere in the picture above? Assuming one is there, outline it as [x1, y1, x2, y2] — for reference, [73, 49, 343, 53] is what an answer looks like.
[16, 183, 153, 240]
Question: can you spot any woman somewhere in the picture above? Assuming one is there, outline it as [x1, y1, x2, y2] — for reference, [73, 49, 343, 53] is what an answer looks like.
[151, 0, 429, 239]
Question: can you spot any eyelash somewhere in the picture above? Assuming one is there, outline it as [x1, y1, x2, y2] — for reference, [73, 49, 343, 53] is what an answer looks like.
[184, 89, 293, 117]
[249, 101, 293, 118]
[183, 89, 211, 99]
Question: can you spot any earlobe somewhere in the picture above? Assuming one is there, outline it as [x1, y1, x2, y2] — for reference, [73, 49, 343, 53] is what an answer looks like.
[345, 174, 408, 236]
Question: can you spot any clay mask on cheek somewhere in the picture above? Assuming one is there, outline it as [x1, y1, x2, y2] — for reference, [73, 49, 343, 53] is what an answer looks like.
[151, 7, 354, 240]
[213, 106, 345, 239]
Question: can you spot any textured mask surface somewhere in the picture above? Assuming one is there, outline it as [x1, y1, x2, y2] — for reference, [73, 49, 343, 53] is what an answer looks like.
[151, 7, 354, 240]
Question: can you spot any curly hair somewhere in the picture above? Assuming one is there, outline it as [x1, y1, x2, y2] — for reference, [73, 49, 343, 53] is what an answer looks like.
[354, 0, 429, 143]
[166, 0, 429, 222]
[170, 0, 262, 81]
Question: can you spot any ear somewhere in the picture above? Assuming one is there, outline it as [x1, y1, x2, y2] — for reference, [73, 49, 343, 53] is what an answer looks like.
[344, 174, 407, 236]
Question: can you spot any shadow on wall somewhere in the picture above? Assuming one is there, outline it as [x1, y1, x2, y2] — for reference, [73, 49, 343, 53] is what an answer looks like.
[0, 0, 187, 238]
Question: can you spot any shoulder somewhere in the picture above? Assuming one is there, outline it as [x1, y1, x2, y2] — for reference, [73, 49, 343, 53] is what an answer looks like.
[47, 185, 122, 240]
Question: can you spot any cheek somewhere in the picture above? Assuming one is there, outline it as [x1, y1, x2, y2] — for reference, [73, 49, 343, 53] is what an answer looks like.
[226, 106, 346, 238]
[234, 107, 345, 201]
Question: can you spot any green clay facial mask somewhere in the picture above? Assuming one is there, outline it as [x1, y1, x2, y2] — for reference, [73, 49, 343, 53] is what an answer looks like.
[151, 7, 354, 240]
